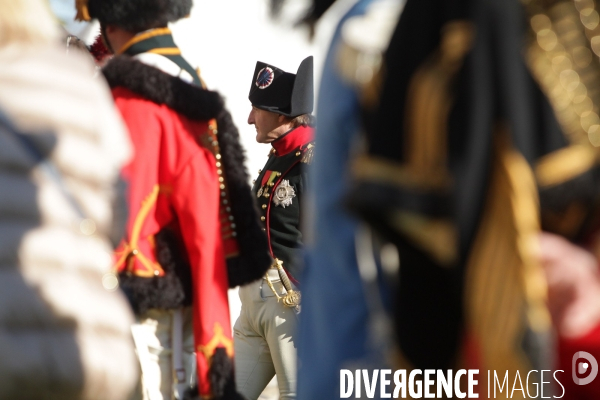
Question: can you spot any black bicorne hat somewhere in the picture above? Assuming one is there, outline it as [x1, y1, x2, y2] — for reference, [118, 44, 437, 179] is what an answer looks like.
[248, 56, 314, 118]
[77, 0, 192, 32]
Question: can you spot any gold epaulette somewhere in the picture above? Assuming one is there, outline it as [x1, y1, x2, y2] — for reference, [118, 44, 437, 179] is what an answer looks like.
[300, 143, 315, 165]
[75, 0, 91, 21]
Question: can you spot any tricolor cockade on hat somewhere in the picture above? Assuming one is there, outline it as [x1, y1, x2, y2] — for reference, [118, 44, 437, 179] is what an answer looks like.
[249, 56, 314, 118]
[75, 0, 192, 32]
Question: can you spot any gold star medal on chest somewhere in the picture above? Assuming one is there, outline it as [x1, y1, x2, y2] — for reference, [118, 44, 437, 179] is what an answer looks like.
[273, 180, 296, 208]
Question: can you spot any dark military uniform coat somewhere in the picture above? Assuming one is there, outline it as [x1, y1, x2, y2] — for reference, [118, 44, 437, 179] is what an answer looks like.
[252, 125, 315, 282]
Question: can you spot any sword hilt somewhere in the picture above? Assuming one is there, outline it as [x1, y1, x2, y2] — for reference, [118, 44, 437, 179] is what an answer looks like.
[274, 258, 301, 309]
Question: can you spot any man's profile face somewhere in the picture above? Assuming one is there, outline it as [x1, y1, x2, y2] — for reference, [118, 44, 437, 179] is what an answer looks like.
[248, 106, 282, 143]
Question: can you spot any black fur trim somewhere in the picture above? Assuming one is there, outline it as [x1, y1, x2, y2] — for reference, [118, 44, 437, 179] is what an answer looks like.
[216, 110, 272, 287]
[104, 56, 271, 288]
[88, 0, 192, 32]
[119, 228, 192, 315]
[183, 348, 248, 400]
[103, 56, 223, 121]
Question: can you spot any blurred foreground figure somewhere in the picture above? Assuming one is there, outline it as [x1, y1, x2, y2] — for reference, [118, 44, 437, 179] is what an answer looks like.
[234, 57, 314, 400]
[295, 1, 404, 399]
[0, 0, 138, 398]
[75, 0, 270, 399]
[345, 0, 600, 398]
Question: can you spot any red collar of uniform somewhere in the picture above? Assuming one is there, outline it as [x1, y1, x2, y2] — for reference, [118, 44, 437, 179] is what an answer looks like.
[271, 125, 314, 156]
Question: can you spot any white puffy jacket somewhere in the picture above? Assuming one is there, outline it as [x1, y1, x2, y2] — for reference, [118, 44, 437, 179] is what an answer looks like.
[0, 43, 138, 400]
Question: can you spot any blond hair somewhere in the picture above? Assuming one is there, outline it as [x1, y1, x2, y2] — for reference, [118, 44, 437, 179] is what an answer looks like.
[0, 0, 60, 47]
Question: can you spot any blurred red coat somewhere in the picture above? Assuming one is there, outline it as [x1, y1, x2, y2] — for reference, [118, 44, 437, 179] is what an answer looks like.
[113, 86, 233, 397]
[558, 324, 600, 400]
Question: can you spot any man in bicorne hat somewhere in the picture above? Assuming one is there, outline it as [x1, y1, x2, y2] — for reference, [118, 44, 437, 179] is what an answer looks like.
[74, 0, 271, 399]
[233, 57, 315, 400]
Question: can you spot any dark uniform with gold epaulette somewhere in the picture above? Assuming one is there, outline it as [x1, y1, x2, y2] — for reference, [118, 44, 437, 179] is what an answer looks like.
[248, 56, 315, 289]
[252, 128, 314, 283]
[234, 57, 314, 400]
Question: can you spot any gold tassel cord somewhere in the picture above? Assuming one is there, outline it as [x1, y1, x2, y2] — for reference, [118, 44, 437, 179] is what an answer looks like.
[464, 128, 551, 398]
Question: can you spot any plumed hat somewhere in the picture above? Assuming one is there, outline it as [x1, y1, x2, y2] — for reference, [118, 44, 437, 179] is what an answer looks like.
[248, 56, 314, 118]
[75, 0, 192, 32]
